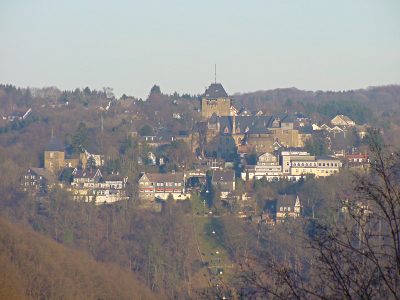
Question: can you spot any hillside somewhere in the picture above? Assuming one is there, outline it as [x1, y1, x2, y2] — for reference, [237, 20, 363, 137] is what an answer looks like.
[234, 85, 400, 123]
[0, 216, 159, 300]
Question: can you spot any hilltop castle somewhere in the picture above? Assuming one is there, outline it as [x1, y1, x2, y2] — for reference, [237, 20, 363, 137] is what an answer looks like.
[200, 83, 233, 118]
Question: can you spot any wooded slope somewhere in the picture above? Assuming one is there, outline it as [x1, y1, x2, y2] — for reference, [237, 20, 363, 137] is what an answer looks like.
[0, 216, 159, 300]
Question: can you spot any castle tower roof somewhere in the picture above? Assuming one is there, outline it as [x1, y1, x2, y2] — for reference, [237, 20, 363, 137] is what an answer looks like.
[45, 137, 64, 151]
[204, 83, 228, 99]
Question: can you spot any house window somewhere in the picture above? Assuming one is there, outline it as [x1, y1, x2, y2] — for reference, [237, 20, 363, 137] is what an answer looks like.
[280, 207, 283, 211]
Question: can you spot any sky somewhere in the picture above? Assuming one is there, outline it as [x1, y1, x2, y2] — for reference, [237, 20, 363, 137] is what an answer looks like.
[0, 0, 399, 98]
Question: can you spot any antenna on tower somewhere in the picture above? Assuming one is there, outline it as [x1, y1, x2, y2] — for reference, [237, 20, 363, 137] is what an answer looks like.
[214, 64, 217, 83]
[101, 113, 104, 133]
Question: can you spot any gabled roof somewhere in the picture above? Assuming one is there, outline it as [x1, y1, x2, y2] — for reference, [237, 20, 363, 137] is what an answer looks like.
[140, 172, 184, 183]
[331, 115, 355, 125]
[212, 170, 235, 183]
[298, 125, 313, 134]
[73, 169, 102, 179]
[204, 83, 228, 99]
[277, 194, 299, 208]
[218, 115, 275, 134]
[45, 137, 64, 151]
[104, 173, 126, 182]
[29, 168, 56, 183]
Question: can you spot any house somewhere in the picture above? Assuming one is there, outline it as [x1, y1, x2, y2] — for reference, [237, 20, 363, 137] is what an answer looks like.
[147, 152, 157, 165]
[242, 150, 342, 182]
[22, 168, 56, 194]
[70, 169, 128, 204]
[276, 195, 302, 223]
[211, 169, 235, 199]
[346, 153, 369, 170]
[355, 124, 369, 139]
[71, 169, 103, 188]
[257, 152, 279, 165]
[81, 150, 105, 168]
[202, 114, 303, 157]
[93, 174, 128, 204]
[138, 172, 188, 200]
[331, 115, 356, 127]
[281, 150, 341, 178]
[173, 113, 182, 119]
[241, 152, 282, 181]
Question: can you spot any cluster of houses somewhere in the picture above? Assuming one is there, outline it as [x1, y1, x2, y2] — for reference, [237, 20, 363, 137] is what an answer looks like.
[22, 136, 128, 204]
[20, 81, 372, 224]
[132, 82, 373, 224]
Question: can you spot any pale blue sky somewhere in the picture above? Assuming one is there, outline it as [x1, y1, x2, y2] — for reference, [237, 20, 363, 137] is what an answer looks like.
[0, 0, 399, 98]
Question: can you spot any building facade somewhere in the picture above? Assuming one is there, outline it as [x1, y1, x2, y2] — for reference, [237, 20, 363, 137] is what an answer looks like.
[201, 83, 232, 118]
[138, 172, 189, 200]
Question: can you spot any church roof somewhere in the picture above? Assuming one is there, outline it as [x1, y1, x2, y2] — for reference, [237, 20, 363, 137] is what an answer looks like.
[45, 137, 64, 151]
[204, 83, 228, 99]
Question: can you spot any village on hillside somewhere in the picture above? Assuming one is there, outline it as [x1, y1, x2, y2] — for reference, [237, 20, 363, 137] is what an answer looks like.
[19, 82, 373, 226]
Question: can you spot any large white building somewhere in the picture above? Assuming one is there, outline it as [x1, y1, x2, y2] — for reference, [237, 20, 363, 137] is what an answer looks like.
[242, 151, 342, 181]
[138, 172, 190, 200]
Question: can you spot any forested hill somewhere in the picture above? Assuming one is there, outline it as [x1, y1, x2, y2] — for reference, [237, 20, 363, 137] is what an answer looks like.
[0, 216, 159, 300]
[233, 85, 400, 127]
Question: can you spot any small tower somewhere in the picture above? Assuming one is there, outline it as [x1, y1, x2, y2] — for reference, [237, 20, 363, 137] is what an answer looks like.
[201, 83, 232, 118]
[44, 136, 65, 173]
[294, 195, 302, 216]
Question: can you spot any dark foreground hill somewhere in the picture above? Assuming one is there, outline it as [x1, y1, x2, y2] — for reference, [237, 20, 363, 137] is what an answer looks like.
[0, 216, 159, 300]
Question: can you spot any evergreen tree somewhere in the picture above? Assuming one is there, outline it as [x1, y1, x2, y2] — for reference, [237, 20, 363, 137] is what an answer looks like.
[86, 155, 96, 171]
[71, 122, 88, 153]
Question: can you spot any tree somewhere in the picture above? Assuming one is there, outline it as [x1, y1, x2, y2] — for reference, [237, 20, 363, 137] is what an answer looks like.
[305, 133, 328, 156]
[150, 85, 161, 96]
[71, 122, 88, 153]
[86, 155, 96, 170]
[238, 135, 400, 299]
[139, 125, 154, 137]
[59, 168, 74, 183]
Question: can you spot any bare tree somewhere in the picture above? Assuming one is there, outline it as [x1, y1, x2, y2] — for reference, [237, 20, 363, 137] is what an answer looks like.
[238, 133, 400, 299]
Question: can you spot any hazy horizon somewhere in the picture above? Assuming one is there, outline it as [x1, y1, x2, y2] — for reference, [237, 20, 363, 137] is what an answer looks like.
[1, 0, 399, 98]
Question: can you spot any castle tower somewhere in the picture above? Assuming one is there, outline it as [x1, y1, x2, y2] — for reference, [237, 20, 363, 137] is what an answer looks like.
[201, 83, 232, 119]
[44, 136, 65, 173]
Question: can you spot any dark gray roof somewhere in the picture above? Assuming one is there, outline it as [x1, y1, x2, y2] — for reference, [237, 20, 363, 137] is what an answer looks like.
[30, 168, 56, 183]
[204, 83, 228, 99]
[218, 116, 275, 134]
[45, 137, 64, 151]
[276, 194, 297, 208]
[298, 125, 313, 134]
[280, 114, 297, 123]
[212, 170, 235, 183]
